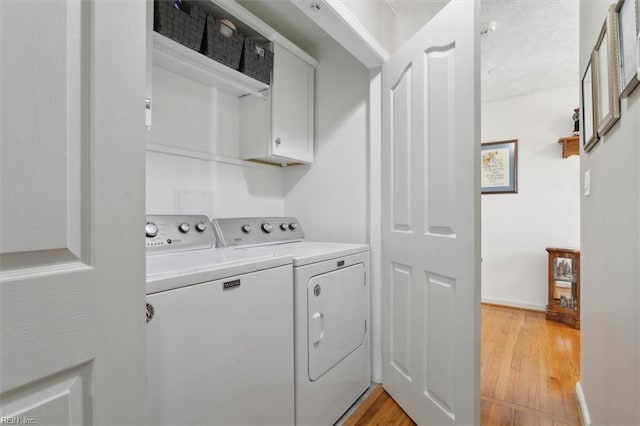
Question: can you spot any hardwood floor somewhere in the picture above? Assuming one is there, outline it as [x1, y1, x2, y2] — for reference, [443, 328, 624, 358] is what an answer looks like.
[344, 304, 581, 425]
[343, 386, 417, 426]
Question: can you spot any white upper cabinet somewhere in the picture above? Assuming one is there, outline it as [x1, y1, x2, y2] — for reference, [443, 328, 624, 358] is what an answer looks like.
[240, 43, 315, 165]
[147, 0, 317, 166]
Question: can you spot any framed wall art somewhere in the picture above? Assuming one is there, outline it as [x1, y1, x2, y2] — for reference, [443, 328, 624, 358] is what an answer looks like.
[582, 55, 599, 152]
[593, 5, 621, 136]
[616, 0, 639, 97]
[636, 0, 640, 80]
[481, 140, 518, 194]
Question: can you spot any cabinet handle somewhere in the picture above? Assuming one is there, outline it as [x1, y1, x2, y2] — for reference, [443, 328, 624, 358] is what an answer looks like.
[275, 137, 281, 147]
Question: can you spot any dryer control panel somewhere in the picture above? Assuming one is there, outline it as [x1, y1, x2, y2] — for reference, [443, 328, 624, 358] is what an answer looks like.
[213, 217, 304, 247]
[146, 215, 215, 253]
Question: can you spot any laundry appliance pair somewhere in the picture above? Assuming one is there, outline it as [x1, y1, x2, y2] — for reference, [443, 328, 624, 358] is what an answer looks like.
[146, 215, 370, 425]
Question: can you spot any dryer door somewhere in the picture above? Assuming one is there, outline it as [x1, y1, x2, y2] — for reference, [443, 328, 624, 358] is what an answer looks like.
[308, 263, 366, 381]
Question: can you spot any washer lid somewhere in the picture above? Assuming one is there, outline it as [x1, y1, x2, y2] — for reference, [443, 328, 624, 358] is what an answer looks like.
[146, 247, 292, 294]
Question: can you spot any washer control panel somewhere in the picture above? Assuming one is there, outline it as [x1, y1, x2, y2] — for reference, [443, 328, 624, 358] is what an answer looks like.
[146, 215, 215, 253]
[213, 217, 304, 247]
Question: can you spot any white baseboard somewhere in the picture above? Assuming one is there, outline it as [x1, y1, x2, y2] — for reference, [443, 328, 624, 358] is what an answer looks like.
[576, 381, 592, 426]
[481, 296, 545, 312]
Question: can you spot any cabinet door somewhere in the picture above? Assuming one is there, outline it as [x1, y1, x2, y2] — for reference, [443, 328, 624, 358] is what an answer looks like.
[271, 43, 314, 163]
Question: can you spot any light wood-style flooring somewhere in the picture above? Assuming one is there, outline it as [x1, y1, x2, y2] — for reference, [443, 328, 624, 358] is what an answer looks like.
[344, 304, 581, 425]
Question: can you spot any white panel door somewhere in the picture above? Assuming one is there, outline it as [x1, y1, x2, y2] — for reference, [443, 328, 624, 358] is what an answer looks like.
[0, 1, 146, 424]
[381, 1, 480, 424]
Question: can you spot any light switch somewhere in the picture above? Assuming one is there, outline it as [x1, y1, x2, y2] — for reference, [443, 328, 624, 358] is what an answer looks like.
[584, 170, 591, 196]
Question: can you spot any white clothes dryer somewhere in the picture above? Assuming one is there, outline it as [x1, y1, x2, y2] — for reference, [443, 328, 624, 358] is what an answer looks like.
[145, 215, 295, 426]
[213, 217, 371, 426]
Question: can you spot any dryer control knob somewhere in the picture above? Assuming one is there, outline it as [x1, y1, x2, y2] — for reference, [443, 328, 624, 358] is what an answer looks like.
[280, 223, 288, 231]
[195, 222, 207, 232]
[242, 224, 252, 233]
[145, 222, 158, 238]
[178, 222, 191, 233]
[262, 222, 273, 233]
[288, 222, 298, 231]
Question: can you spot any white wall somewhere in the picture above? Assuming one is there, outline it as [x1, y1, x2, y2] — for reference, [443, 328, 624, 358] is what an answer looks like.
[284, 40, 370, 243]
[481, 86, 580, 310]
[147, 40, 370, 234]
[146, 67, 285, 218]
[340, 0, 402, 53]
[145, 152, 285, 218]
[579, 2, 640, 425]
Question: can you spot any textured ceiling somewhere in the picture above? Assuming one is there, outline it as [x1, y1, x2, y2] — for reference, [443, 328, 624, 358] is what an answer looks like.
[387, 0, 579, 102]
[239, 0, 579, 102]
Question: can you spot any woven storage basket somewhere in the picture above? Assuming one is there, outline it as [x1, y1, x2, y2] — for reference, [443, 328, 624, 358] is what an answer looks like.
[201, 16, 244, 69]
[154, 0, 206, 52]
[239, 39, 274, 85]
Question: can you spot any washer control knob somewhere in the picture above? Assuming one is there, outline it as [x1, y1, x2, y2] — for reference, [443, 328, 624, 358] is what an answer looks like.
[262, 222, 273, 233]
[288, 222, 298, 231]
[195, 222, 207, 232]
[145, 222, 158, 238]
[242, 224, 252, 233]
[178, 222, 190, 233]
[280, 223, 288, 231]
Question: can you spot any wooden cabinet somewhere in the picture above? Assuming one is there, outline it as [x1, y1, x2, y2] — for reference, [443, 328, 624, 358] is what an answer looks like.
[545, 247, 580, 329]
[240, 43, 315, 166]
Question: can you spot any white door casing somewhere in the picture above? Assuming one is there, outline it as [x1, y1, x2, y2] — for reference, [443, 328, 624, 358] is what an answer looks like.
[1, 1, 146, 424]
[381, 1, 480, 424]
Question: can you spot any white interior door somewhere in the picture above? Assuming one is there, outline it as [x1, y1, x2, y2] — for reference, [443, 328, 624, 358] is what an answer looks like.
[381, 1, 480, 424]
[1, 1, 147, 424]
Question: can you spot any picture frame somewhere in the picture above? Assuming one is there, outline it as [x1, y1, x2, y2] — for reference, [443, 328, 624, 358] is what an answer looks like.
[481, 140, 518, 194]
[593, 6, 621, 136]
[637, 0, 640, 80]
[616, 0, 639, 97]
[637, 23, 640, 78]
[582, 55, 599, 152]
[554, 257, 575, 282]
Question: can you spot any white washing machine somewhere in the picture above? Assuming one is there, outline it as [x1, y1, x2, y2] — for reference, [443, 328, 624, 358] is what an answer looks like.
[145, 215, 295, 426]
[213, 217, 371, 426]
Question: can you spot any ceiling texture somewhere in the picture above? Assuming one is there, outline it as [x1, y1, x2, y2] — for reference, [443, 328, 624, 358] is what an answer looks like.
[386, 0, 580, 102]
[238, 0, 579, 103]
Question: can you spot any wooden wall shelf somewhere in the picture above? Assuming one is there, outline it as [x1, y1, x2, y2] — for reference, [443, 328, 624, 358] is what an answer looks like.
[558, 136, 579, 158]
